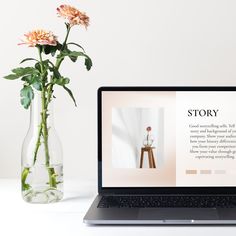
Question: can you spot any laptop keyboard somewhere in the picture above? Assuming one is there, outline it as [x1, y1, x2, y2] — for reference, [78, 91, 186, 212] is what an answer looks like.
[98, 195, 236, 208]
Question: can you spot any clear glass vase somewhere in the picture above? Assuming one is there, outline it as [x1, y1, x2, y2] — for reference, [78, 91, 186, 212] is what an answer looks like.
[143, 134, 154, 147]
[21, 92, 63, 203]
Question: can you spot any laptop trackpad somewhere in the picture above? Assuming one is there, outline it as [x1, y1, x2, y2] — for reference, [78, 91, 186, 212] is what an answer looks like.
[138, 208, 219, 220]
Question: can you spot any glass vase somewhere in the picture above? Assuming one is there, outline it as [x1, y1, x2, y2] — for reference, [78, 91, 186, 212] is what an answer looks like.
[21, 92, 63, 203]
[143, 134, 154, 147]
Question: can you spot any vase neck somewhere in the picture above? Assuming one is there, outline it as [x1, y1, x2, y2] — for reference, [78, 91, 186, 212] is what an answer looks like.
[29, 92, 54, 128]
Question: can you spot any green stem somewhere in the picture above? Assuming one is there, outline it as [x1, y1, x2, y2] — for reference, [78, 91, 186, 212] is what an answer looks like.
[41, 86, 57, 188]
[32, 46, 45, 163]
[38, 47, 50, 167]
[38, 47, 44, 73]
[21, 167, 30, 191]
[46, 83, 53, 107]
[39, 87, 57, 188]
[62, 26, 71, 50]
[41, 88, 50, 167]
[48, 167, 57, 187]
[42, 26, 71, 187]
[43, 26, 71, 187]
[38, 47, 57, 189]
[33, 123, 43, 165]
[55, 26, 71, 70]
[46, 25, 71, 112]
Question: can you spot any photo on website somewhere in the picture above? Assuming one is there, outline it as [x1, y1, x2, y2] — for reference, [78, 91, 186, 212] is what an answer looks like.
[112, 107, 164, 169]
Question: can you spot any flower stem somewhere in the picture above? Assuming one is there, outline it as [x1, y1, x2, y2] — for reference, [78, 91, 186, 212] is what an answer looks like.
[41, 27, 71, 188]
[21, 167, 30, 191]
[40, 89, 57, 188]
[62, 26, 71, 50]
[38, 48, 57, 188]
[41, 89, 50, 166]
[55, 25, 71, 69]
[33, 123, 43, 165]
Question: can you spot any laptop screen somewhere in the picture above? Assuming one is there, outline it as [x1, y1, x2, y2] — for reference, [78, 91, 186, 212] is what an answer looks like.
[101, 89, 236, 187]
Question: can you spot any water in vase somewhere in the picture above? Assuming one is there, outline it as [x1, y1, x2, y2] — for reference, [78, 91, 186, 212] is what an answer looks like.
[22, 164, 63, 203]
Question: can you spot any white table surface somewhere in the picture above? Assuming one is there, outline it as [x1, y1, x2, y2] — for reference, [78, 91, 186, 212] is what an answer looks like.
[0, 179, 236, 236]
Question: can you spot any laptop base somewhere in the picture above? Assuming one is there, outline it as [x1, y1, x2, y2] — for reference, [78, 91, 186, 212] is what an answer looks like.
[83, 195, 236, 225]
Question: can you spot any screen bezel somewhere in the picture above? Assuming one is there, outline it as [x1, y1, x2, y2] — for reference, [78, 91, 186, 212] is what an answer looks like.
[98, 86, 236, 194]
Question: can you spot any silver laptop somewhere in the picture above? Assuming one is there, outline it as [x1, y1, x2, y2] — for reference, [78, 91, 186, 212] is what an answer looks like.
[84, 86, 236, 225]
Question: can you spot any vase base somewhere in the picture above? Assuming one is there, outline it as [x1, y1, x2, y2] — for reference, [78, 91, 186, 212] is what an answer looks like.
[22, 188, 63, 203]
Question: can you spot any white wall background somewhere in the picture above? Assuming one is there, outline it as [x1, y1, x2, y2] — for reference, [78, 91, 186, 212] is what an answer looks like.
[1, 0, 236, 180]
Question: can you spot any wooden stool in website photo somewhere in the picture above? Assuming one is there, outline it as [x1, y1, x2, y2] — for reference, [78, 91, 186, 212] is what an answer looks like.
[139, 147, 156, 168]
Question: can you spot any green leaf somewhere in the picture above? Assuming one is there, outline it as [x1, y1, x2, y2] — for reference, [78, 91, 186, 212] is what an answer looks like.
[63, 86, 77, 106]
[68, 51, 84, 57]
[4, 66, 38, 80]
[68, 52, 92, 70]
[47, 60, 56, 68]
[20, 58, 39, 64]
[12, 67, 37, 76]
[54, 77, 70, 86]
[57, 50, 82, 60]
[34, 62, 41, 72]
[66, 51, 82, 62]
[34, 60, 50, 72]
[49, 66, 61, 79]
[21, 74, 42, 91]
[56, 43, 63, 51]
[69, 55, 78, 62]
[32, 81, 42, 91]
[34, 60, 50, 83]
[42, 45, 58, 56]
[20, 86, 34, 109]
[67, 42, 85, 52]
[58, 50, 93, 69]
[21, 75, 33, 83]
[3, 74, 20, 80]
[84, 55, 93, 71]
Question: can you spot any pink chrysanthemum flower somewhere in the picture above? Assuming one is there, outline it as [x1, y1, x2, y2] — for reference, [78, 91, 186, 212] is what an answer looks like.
[57, 4, 89, 28]
[18, 29, 58, 47]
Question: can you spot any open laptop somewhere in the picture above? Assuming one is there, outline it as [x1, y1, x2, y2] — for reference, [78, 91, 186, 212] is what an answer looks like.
[84, 86, 236, 225]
